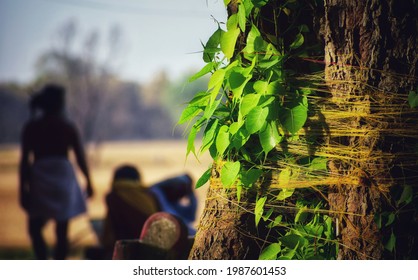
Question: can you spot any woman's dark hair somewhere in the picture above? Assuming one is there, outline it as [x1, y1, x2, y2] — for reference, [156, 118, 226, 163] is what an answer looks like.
[30, 84, 66, 116]
[113, 165, 141, 181]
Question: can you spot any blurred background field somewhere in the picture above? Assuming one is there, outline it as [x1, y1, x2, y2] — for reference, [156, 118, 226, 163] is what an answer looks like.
[0, 0, 226, 260]
[0, 140, 211, 259]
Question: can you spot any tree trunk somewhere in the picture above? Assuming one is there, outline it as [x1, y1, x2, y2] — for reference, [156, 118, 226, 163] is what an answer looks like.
[189, 0, 417, 260]
[189, 1, 265, 260]
[189, 163, 262, 260]
[323, 0, 418, 259]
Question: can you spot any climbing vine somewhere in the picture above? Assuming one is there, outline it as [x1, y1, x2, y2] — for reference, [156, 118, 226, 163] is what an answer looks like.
[178, 0, 338, 260]
[181, 0, 314, 185]
[181, 0, 418, 260]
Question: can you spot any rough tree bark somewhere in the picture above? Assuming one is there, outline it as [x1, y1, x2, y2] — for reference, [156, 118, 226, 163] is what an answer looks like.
[189, 0, 417, 260]
[189, 163, 262, 259]
[323, 0, 418, 259]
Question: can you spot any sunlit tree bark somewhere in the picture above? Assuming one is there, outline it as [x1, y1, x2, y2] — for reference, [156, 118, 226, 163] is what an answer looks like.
[323, 0, 418, 259]
[189, 0, 418, 260]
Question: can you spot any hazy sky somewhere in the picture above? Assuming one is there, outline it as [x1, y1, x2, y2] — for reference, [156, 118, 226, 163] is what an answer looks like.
[0, 0, 227, 83]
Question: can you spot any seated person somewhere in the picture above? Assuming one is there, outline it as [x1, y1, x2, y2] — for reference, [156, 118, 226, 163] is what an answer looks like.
[149, 174, 197, 235]
[101, 165, 158, 257]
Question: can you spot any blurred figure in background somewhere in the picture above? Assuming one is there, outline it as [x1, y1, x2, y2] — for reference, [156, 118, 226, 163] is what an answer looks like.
[101, 165, 159, 257]
[100, 164, 197, 258]
[19, 84, 94, 260]
[149, 173, 197, 235]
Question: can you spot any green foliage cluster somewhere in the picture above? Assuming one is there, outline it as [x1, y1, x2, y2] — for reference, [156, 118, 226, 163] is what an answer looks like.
[408, 87, 418, 108]
[180, 0, 337, 259]
[259, 206, 336, 260]
[180, 0, 310, 163]
[375, 185, 417, 254]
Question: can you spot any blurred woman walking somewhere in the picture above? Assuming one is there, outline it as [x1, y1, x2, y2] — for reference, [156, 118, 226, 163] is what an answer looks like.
[19, 84, 94, 259]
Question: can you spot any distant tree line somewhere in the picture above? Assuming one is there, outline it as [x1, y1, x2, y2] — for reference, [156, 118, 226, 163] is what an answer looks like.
[0, 83, 28, 143]
[0, 19, 207, 144]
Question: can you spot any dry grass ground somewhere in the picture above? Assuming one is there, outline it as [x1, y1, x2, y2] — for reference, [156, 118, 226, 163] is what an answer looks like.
[0, 140, 211, 259]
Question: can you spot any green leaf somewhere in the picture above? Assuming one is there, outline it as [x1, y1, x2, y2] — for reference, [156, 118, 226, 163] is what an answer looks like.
[195, 167, 212, 189]
[295, 206, 308, 223]
[209, 143, 217, 159]
[279, 99, 308, 135]
[178, 92, 210, 124]
[263, 208, 274, 222]
[277, 188, 295, 200]
[203, 98, 221, 120]
[264, 43, 281, 58]
[259, 243, 281, 260]
[228, 67, 253, 100]
[268, 215, 283, 228]
[208, 68, 225, 100]
[208, 69, 225, 89]
[385, 213, 396, 227]
[229, 121, 242, 136]
[224, 59, 239, 73]
[188, 91, 211, 106]
[187, 124, 201, 158]
[254, 80, 268, 94]
[309, 157, 328, 171]
[385, 230, 396, 252]
[226, 14, 238, 31]
[251, 0, 269, 8]
[375, 213, 382, 229]
[221, 27, 240, 59]
[243, 24, 267, 59]
[189, 62, 216, 82]
[376, 212, 396, 229]
[215, 125, 230, 156]
[229, 70, 248, 99]
[178, 105, 202, 124]
[245, 106, 269, 134]
[258, 44, 282, 69]
[278, 247, 297, 260]
[278, 167, 291, 187]
[241, 168, 262, 188]
[289, 33, 304, 50]
[221, 161, 241, 187]
[236, 183, 242, 203]
[266, 81, 285, 95]
[277, 167, 295, 200]
[299, 24, 310, 33]
[324, 215, 333, 239]
[259, 96, 275, 108]
[240, 94, 260, 117]
[397, 185, 413, 206]
[408, 90, 418, 108]
[280, 234, 307, 249]
[259, 121, 281, 154]
[230, 126, 250, 150]
[255, 196, 267, 226]
[282, 7, 291, 17]
[243, 0, 254, 16]
[237, 3, 246, 32]
[302, 223, 324, 238]
[203, 28, 223, 63]
[200, 119, 219, 153]
[229, 70, 247, 90]
[259, 56, 281, 70]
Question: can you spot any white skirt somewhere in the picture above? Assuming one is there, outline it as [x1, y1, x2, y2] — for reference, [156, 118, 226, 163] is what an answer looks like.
[29, 158, 87, 221]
